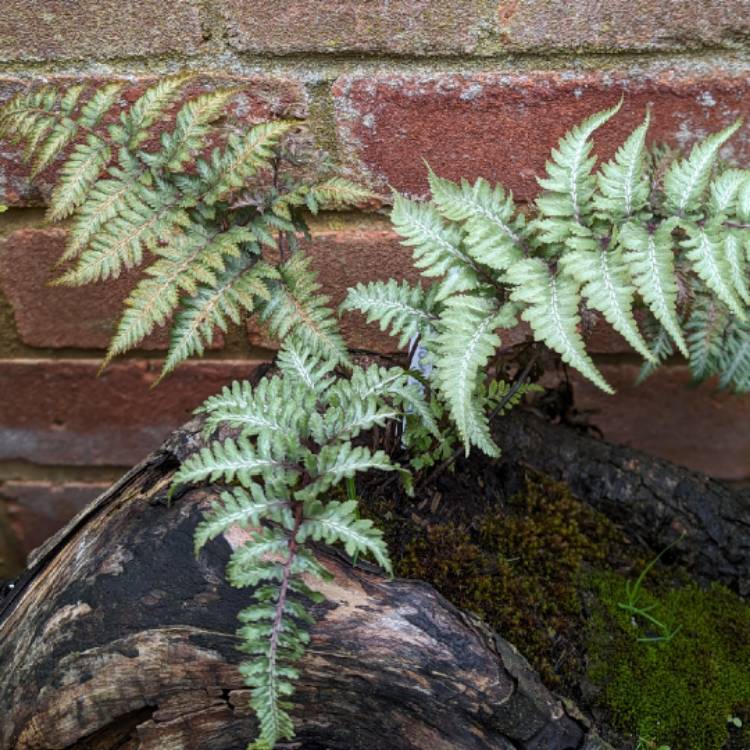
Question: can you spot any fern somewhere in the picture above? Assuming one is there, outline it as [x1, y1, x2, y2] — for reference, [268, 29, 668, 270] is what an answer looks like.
[433, 294, 506, 455]
[260, 252, 349, 366]
[535, 99, 621, 238]
[12, 82, 750, 750]
[345, 104, 750, 456]
[340, 279, 439, 349]
[172, 345, 425, 748]
[390, 192, 480, 300]
[594, 110, 650, 219]
[507, 258, 613, 392]
[663, 119, 742, 215]
[0, 78, 371, 377]
[619, 218, 688, 356]
[428, 169, 526, 270]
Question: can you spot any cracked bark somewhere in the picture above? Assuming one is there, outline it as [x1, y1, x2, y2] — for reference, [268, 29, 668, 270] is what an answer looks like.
[0, 419, 609, 750]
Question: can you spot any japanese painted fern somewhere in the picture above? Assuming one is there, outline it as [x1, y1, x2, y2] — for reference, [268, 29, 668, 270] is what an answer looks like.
[8, 80, 750, 749]
[344, 102, 750, 456]
[171, 340, 430, 747]
[0, 75, 371, 377]
[0, 78, 400, 749]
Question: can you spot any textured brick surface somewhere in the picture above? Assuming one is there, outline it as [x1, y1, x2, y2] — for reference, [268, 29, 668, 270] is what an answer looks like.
[0, 0, 203, 62]
[248, 229, 422, 353]
[571, 365, 750, 480]
[0, 228, 173, 350]
[334, 70, 750, 200]
[497, 0, 750, 52]
[0, 359, 265, 466]
[221, 0, 491, 55]
[0, 481, 109, 556]
[0, 74, 307, 206]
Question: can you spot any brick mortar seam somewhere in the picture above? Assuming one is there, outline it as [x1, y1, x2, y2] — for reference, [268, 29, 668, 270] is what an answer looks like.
[1, 48, 750, 82]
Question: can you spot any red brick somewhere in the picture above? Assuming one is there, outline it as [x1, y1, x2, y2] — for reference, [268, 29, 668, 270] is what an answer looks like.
[570, 364, 750, 480]
[0, 359, 266, 466]
[0, 228, 175, 350]
[497, 0, 750, 52]
[220, 0, 491, 55]
[0, 481, 109, 556]
[333, 70, 750, 201]
[0, 1, 203, 62]
[0, 74, 307, 206]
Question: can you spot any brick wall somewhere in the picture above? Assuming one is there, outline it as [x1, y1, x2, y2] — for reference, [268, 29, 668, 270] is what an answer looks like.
[1, 0, 750, 572]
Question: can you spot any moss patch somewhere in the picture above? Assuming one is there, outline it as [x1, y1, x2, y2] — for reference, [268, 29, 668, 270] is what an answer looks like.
[587, 573, 750, 749]
[363, 470, 750, 749]
[368, 472, 629, 687]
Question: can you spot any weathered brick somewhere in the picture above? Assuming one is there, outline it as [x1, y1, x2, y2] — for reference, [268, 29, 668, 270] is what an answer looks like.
[220, 0, 491, 55]
[497, 0, 750, 52]
[0, 481, 109, 557]
[0, 359, 266, 466]
[248, 229, 423, 353]
[0, 228, 174, 350]
[0, 74, 307, 206]
[0, 0, 203, 62]
[333, 70, 750, 201]
[570, 364, 750, 480]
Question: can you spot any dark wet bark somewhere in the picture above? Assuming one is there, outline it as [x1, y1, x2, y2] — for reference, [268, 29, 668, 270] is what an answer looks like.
[0, 420, 609, 750]
[493, 409, 750, 596]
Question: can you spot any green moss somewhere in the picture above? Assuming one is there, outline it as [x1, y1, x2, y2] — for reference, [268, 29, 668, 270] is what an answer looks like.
[371, 472, 626, 686]
[363, 471, 750, 749]
[587, 573, 750, 749]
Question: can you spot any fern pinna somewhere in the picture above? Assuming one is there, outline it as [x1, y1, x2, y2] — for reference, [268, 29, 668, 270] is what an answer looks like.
[0, 75, 371, 377]
[344, 101, 750, 457]
[170, 339, 430, 748]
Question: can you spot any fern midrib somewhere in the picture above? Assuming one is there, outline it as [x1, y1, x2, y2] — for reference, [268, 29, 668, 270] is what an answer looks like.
[87, 208, 165, 277]
[263, 509, 303, 741]
[328, 408, 399, 443]
[723, 330, 750, 384]
[123, 228, 225, 325]
[678, 148, 715, 213]
[219, 411, 287, 433]
[644, 233, 674, 324]
[455, 308, 495, 433]
[6, 104, 99, 139]
[621, 135, 645, 217]
[457, 190, 523, 247]
[548, 276, 587, 374]
[174, 260, 256, 355]
[412, 213, 478, 272]
[597, 252, 631, 334]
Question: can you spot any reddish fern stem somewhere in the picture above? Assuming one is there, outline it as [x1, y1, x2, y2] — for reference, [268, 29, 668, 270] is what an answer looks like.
[267, 502, 304, 668]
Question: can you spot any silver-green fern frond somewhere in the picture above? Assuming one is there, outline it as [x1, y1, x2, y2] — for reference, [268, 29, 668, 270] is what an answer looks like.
[340, 279, 439, 349]
[260, 252, 349, 366]
[172, 350, 428, 749]
[1, 78, 370, 377]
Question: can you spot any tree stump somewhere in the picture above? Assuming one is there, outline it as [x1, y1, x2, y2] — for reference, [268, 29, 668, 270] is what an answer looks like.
[0, 420, 609, 750]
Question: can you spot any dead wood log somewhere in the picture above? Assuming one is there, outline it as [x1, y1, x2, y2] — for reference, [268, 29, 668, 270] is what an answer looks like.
[0, 421, 609, 750]
[492, 409, 750, 596]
